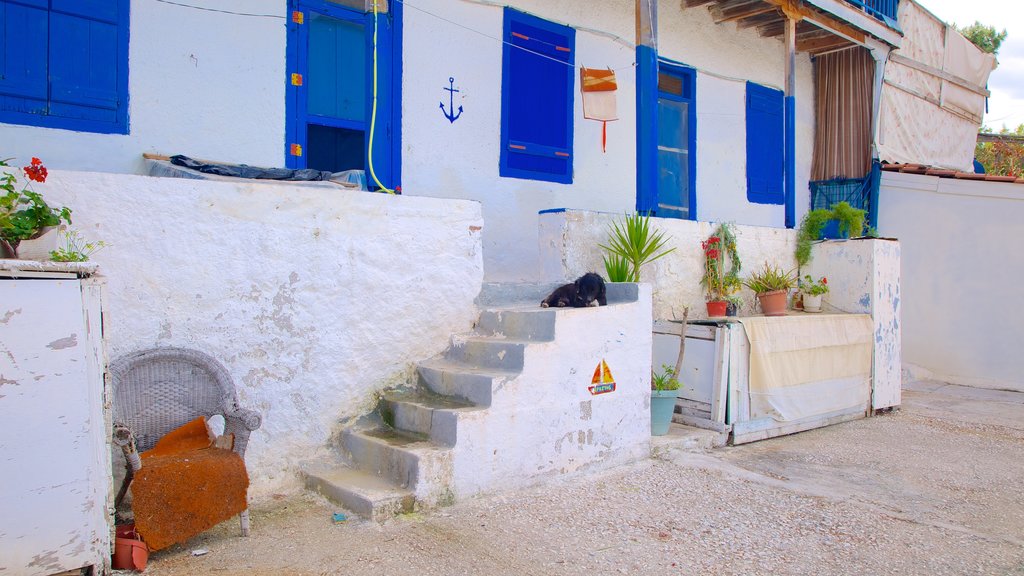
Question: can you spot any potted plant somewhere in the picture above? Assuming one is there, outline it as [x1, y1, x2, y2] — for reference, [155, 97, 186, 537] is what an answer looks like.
[700, 235, 727, 316]
[800, 275, 829, 313]
[744, 263, 796, 316]
[650, 364, 681, 436]
[723, 273, 742, 317]
[600, 212, 675, 282]
[795, 202, 867, 268]
[1, 157, 71, 260]
[699, 223, 742, 318]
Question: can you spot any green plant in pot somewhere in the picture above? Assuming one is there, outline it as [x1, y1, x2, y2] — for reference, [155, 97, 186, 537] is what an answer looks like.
[1, 157, 71, 260]
[799, 275, 829, 313]
[650, 364, 681, 436]
[744, 263, 796, 316]
[600, 212, 675, 282]
[699, 223, 742, 318]
[795, 202, 867, 268]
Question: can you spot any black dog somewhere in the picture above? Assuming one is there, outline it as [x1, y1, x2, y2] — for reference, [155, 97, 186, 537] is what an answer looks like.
[541, 272, 607, 308]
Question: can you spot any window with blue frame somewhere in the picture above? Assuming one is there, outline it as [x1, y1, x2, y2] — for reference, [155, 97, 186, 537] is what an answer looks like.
[745, 82, 784, 205]
[656, 62, 696, 219]
[499, 8, 575, 184]
[0, 0, 129, 134]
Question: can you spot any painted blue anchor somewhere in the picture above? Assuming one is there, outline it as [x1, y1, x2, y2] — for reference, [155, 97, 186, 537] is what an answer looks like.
[440, 77, 463, 123]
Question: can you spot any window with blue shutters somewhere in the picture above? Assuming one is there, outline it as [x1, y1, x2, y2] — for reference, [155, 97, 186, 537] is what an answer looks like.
[0, 0, 129, 134]
[499, 8, 575, 185]
[745, 82, 784, 205]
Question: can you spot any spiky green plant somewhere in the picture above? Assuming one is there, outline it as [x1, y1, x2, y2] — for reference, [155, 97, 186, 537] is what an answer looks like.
[599, 213, 675, 283]
[744, 262, 796, 294]
[602, 253, 631, 283]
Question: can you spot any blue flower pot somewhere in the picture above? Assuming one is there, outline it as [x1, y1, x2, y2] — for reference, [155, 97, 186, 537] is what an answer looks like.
[651, 389, 680, 436]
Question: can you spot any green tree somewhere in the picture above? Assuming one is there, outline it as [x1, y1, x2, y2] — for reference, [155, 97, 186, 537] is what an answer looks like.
[975, 124, 1024, 177]
[954, 21, 1007, 55]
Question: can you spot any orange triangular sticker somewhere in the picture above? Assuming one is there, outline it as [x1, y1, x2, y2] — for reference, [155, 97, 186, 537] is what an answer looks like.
[602, 360, 614, 383]
[589, 360, 617, 395]
[592, 363, 603, 384]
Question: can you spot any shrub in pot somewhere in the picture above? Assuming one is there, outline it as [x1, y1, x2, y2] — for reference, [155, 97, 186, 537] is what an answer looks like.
[800, 275, 829, 312]
[700, 223, 741, 318]
[744, 263, 796, 316]
[651, 364, 681, 436]
[1, 157, 71, 260]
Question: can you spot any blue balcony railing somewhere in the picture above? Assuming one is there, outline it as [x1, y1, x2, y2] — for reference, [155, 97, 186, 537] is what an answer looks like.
[843, 0, 899, 27]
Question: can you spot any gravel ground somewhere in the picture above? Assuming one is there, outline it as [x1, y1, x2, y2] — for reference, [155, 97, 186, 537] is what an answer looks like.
[139, 383, 1024, 576]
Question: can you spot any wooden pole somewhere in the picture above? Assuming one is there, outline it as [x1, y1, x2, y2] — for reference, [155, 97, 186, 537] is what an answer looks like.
[672, 307, 690, 381]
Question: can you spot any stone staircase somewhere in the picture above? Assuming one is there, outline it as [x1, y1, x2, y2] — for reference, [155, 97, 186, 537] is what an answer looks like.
[303, 282, 653, 520]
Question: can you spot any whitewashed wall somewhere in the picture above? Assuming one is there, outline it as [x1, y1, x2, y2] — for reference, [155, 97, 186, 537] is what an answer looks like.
[538, 209, 798, 321]
[3, 0, 816, 283]
[39, 170, 484, 498]
[878, 171, 1024, 393]
[403, 0, 816, 281]
[0, 0, 287, 174]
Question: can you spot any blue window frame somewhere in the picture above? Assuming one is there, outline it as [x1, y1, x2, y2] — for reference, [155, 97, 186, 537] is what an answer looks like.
[655, 61, 696, 220]
[286, 0, 401, 191]
[499, 8, 575, 185]
[745, 82, 784, 205]
[0, 0, 129, 134]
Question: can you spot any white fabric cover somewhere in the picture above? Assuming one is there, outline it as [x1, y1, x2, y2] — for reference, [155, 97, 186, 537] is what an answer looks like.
[738, 314, 873, 423]
[877, 0, 996, 172]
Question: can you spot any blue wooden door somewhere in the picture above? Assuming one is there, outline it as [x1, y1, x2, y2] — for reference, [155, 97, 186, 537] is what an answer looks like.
[286, 0, 400, 190]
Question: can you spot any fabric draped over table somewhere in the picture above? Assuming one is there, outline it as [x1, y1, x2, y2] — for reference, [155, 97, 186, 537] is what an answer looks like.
[738, 314, 873, 422]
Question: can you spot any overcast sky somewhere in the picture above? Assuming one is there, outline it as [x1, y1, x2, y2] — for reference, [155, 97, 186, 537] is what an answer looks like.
[916, 0, 1024, 130]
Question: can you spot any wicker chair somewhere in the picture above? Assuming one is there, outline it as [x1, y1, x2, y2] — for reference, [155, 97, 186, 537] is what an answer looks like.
[110, 347, 262, 536]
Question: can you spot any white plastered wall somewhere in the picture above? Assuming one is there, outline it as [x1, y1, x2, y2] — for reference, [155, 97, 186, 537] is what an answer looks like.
[402, 0, 815, 281]
[0, 0, 287, 174]
[539, 209, 798, 321]
[658, 2, 815, 228]
[37, 170, 484, 498]
[878, 171, 1024, 393]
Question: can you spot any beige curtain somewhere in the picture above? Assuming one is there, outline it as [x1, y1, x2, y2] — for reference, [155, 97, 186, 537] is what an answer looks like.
[812, 47, 874, 180]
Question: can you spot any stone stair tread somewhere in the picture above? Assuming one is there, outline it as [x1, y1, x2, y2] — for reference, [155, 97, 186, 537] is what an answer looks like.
[303, 463, 414, 520]
[382, 388, 478, 410]
[354, 426, 447, 451]
[418, 356, 520, 378]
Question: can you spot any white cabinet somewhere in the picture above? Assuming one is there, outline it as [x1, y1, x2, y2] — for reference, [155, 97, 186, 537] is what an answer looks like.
[0, 264, 111, 576]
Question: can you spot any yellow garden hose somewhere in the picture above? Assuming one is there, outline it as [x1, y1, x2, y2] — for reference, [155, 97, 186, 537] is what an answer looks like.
[368, 0, 395, 194]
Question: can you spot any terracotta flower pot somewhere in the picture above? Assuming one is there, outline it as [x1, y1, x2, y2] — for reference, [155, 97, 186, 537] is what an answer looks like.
[757, 289, 788, 316]
[112, 524, 149, 571]
[706, 300, 727, 318]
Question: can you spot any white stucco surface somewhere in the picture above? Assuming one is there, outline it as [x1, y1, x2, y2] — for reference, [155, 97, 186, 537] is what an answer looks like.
[878, 172, 1024, 393]
[0, 1, 287, 175]
[39, 170, 484, 498]
[804, 239, 902, 409]
[538, 210, 798, 321]
[448, 285, 654, 497]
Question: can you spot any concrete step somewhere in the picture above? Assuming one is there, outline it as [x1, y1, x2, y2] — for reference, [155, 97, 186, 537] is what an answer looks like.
[651, 423, 729, 458]
[342, 426, 451, 492]
[416, 357, 518, 407]
[445, 335, 529, 371]
[303, 461, 414, 521]
[476, 307, 557, 341]
[381, 388, 481, 445]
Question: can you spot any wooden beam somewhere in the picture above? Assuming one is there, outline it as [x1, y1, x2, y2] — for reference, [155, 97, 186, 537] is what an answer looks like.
[683, 0, 717, 7]
[737, 11, 782, 29]
[763, 0, 866, 45]
[889, 52, 991, 98]
[798, 35, 854, 52]
[759, 20, 785, 37]
[715, 2, 778, 24]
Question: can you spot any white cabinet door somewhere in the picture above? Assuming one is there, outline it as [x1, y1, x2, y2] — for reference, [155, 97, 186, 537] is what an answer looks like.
[0, 278, 109, 576]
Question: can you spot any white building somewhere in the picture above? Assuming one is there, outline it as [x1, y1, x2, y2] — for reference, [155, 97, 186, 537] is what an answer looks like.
[1, 0, 902, 281]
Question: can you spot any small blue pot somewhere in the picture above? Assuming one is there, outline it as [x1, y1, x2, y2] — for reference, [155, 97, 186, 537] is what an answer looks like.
[651, 389, 680, 436]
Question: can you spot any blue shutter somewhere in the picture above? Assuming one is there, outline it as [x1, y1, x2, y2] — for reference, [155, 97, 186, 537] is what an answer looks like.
[500, 9, 575, 184]
[0, 0, 49, 114]
[48, 0, 127, 130]
[746, 82, 784, 205]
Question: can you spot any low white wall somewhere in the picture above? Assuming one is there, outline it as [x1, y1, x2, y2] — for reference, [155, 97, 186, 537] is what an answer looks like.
[878, 171, 1024, 392]
[538, 209, 797, 321]
[0, 0, 286, 174]
[39, 170, 484, 498]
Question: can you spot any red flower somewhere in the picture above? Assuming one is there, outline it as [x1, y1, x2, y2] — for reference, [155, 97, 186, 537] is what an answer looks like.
[707, 248, 720, 259]
[23, 161, 47, 183]
[30, 157, 42, 166]
[707, 236, 721, 244]
[821, 277, 828, 284]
